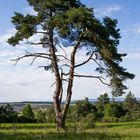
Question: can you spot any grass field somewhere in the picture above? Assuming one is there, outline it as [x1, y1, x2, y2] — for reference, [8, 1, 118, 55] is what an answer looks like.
[0, 122, 140, 140]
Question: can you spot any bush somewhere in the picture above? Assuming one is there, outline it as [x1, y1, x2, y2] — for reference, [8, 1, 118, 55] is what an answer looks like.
[36, 110, 47, 123]
[17, 115, 37, 123]
[84, 113, 96, 128]
[18, 104, 37, 123]
[22, 104, 35, 120]
[0, 104, 18, 123]
[104, 103, 126, 118]
[46, 106, 55, 123]
[102, 116, 118, 123]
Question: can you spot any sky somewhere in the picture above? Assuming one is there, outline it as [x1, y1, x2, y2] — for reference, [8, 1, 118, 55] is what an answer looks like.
[0, 0, 140, 102]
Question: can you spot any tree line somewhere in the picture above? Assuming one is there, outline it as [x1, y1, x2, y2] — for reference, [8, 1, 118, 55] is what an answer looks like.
[69, 92, 140, 123]
[0, 92, 140, 124]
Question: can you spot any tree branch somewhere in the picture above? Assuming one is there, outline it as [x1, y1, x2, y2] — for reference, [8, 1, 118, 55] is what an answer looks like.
[11, 52, 52, 65]
[56, 43, 68, 60]
[75, 51, 97, 68]
[74, 74, 111, 86]
[91, 58, 108, 74]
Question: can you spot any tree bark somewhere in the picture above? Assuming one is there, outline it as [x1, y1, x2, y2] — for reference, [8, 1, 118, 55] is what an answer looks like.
[48, 24, 64, 129]
[62, 33, 84, 123]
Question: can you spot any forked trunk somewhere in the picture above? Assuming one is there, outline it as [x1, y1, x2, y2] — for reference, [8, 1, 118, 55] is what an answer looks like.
[52, 31, 83, 130]
[56, 113, 65, 130]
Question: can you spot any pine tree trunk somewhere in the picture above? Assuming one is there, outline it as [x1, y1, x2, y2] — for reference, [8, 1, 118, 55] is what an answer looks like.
[62, 33, 84, 128]
[48, 21, 64, 129]
[56, 113, 65, 129]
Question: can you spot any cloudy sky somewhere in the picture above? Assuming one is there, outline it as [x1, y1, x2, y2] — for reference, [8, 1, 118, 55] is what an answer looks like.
[0, 0, 140, 102]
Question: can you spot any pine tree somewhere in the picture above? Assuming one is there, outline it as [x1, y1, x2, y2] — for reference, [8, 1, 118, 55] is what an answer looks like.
[23, 104, 35, 120]
[8, 0, 134, 129]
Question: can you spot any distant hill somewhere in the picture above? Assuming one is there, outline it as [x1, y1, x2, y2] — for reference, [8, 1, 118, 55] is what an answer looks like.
[0, 98, 140, 111]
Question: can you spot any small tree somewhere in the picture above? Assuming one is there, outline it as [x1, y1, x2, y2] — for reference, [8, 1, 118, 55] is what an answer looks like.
[36, 110, 47, 123]
[97, 93, 110, 106]
[46, 105, 55, 123]
[96, 93, 110, 119]
[74, 97, 97, 119]
[8, 0, 134, 129]
[124, 92, 140, 120]
[104, 102, 126, 120]
[22, 104, 35, 121]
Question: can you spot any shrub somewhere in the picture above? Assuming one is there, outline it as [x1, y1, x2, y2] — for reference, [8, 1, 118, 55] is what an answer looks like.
[0, 104, 18, 123]
[17, 115, 37, 123]
[36, 110, 47, 123]
[102, 116, 118, 122]
[18, 104, 36, 123]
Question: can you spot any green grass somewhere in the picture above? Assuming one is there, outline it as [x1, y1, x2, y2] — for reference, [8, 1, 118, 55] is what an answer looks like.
[0, 122, 140, 140]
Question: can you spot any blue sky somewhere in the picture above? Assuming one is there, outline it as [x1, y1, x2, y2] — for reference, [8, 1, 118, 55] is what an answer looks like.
[0, 0, 140, 102]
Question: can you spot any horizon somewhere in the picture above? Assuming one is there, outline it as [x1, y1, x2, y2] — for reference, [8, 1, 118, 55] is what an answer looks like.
[1, 96, 140, 104]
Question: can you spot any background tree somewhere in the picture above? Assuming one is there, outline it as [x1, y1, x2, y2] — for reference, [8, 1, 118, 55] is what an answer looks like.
[0, 104, 18, 123]
[103, 102, 126, 122]
[74, 97, 97, 119]
[22, 104, 36, 122]
[124, 91, 140, 120]
[97, 93, 110, 106]
[45, 105, 55, 123]
[36, 109, 47, 123]
[104, 103, 126, 118]
[96, 93, 110, 119]
[8, 0, 134, 129]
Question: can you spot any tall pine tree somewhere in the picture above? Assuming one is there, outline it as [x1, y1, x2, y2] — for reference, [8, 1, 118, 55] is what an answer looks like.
[8, 0, 134, 129]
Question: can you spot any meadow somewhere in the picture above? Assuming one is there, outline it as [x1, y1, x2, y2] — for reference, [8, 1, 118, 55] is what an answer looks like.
[0, 122, 140, 140]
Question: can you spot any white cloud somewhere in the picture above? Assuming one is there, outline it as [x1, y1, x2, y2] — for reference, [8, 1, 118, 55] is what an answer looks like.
[0, 68, 53, 87]
[95, 4, 121, 17]
[0, 28, 16, 44]
[0, 67, 55, 102]
[72, 78, 110, 100]
[0, 28, 47, 67]
[0, 63, 110, 102]
[126, 52, 140, 60]
[122, 24, 140, 36]
[24, 7, 37, 15]
[135, 26, 140, 34]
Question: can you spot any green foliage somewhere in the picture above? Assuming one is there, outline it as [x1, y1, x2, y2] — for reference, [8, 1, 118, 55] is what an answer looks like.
[124, 92, 140, 120]
[102, 116, 119, 123]
[36, 110, 47, 123]
[52, 6, 135, 95]
[0, 104, 18, 123]
[104, 103, 126, 118]
[66, 106, 77, 122]
[8, 13, 37, 46]
[97, 93, 110, 105]
[46, 106, 55, 123]
[96, 93, 110, 119]
[74, 97, 97, 119]
[82, 113, 96, 128]
[21, 104, 36, 122]
[66, 93, 140, 123]
[27, 0, 82, 12]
